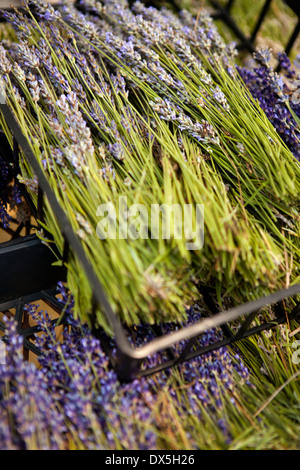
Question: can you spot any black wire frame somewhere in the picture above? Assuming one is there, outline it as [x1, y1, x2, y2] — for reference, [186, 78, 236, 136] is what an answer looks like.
[0, 1, 299, 380]
[0, 103, 299, 382]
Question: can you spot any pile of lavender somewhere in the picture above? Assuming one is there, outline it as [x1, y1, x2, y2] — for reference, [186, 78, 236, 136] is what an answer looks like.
[0, 283, 250, 449]
[0, 154, 12, 229]
[0, 0, 298, 331]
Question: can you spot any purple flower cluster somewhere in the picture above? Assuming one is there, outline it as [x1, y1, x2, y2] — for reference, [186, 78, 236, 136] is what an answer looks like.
[238, 51, 300, 161]
[0, 283, 251, 449]
[58, 0, 233, 146]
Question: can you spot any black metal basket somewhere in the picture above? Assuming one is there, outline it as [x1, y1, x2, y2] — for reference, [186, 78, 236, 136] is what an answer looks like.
[0, 0, 299, 382]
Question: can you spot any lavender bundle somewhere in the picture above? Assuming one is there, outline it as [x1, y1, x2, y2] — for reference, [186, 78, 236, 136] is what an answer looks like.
[0, 155, 12, 228]
[0, 0, 298, 331]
